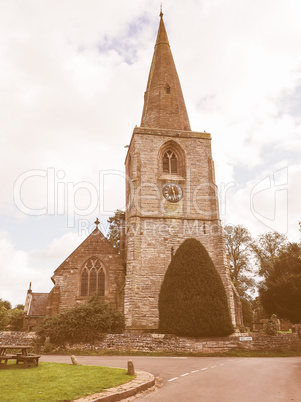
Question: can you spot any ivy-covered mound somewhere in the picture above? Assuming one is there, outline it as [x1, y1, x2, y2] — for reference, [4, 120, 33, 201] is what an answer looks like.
[159, 238, 234, 337]
[37, 297, 125, 346]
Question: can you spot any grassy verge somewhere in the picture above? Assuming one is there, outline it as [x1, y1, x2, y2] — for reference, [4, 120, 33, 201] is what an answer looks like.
[1, 362, 134, 401]
[42, 349, 301, 358]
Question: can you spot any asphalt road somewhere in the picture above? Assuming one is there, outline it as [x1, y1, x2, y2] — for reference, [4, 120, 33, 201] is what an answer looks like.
[41, 355, 301, 401]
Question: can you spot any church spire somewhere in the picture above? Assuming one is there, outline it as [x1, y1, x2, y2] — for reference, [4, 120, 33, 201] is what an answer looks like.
[140, 12, 191, 131]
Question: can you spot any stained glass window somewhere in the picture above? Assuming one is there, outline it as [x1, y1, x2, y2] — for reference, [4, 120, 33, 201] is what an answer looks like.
[98, 268, 105, 296]
[80, 258, 106, 297]
[81, 269, 88, 296]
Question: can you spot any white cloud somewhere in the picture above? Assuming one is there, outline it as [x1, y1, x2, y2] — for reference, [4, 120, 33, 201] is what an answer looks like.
[1, 0, 301, 306]
[0, 230, 90, 305]
[30, 232, 83, 261]
[0, 232, 49, 306]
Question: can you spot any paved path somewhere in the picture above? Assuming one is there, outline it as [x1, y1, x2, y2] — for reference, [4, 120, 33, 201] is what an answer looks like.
[41, 355, 301, 401]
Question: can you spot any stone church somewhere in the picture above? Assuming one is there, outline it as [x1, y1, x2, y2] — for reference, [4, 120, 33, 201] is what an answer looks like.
[24, 12, 242, 332]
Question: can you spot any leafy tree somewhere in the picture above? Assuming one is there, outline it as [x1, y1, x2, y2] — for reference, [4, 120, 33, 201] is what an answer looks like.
[241, 298, 253, 328]
[7, 308, 24, 331]
[107, 210, 125, 253]
[0, 299, 9, 330]
[259, 242, 301, 323]
[37, 297, 125, 346]
[159, 238, 234, 337]
[0, 300, 24, 331]
[224, 225, 255, 297]
[2, 300, 12, 310]
[252, 231, 288, 279]
[252, 296, 269, 322]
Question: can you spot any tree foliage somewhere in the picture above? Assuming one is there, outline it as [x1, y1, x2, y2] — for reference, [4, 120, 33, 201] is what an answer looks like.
[107, 209, 125, 253]
[7, 308, 24, 331]
[252, 231, 288, 279]
[241, 298, 253, 328]
[259, 242, 301, 323]
[251, 296, 269, 322]
[36, 297, 125, 346]
[159, 238, 234, 337]
[0, 299, 9, 330]
[224, 225, 255, 298]
[0, 299, 24, 331]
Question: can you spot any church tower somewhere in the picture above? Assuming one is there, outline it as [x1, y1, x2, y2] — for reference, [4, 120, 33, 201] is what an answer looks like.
[124, 12, 242, 331]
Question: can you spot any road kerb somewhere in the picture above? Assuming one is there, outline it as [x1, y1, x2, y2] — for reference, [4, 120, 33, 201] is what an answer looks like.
[74, 369, 155, 401]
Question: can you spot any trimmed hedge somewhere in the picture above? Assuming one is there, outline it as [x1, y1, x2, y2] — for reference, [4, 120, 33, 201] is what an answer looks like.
[159, 238, 234, 337]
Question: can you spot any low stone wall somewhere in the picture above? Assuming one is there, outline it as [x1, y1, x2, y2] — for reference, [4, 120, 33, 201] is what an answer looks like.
[0, 331, 36, 346]
[69, 333, 301, 353]
[1, 331, 300, 353]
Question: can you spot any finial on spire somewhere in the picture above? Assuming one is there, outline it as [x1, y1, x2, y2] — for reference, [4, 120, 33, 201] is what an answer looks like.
[160, 3, 163, 18]
[94, 218, 100, 228]
[29, 282, 32, 290]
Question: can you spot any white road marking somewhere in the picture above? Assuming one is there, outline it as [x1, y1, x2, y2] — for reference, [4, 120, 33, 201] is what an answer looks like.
[168, 364, 224, 383]
[168, 377, 179, 382]
[147, 357, 188, 359]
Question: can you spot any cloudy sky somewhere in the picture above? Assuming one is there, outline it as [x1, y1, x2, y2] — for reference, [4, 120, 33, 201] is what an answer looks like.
[1, 0, 300, 306]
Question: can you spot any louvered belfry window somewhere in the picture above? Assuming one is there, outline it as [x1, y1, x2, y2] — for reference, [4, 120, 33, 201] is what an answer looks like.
[80, 257, 105, 296]
[163, 150, 177, 174]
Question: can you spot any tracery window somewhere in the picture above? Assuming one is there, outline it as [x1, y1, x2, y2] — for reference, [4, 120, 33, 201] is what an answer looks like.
[80, 257, 105, 297]
[81, 269, 88, 296]
[163, 150, 178, 174]
[159, 140, 186, 178]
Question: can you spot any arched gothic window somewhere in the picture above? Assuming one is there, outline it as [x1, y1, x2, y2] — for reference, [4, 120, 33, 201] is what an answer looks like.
[159, 140, 186, 178]
[163, 150, 178, 174]
[80, 257, 106, 297]
[98, 269, 105, 296]
[81, 269, 88, 296]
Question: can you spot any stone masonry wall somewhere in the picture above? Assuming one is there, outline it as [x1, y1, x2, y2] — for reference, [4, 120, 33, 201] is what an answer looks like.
[51, 228, 125, 313]
[1, 332, 300, 353]
[0, 331, 36, 346]
[125, 127, 238, 330]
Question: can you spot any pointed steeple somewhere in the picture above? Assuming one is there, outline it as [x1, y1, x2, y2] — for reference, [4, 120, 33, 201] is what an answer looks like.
[140, 11, 191, 131]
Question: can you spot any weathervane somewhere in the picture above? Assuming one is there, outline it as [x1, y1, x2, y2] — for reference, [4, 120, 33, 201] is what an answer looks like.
[94, 218, 100, 228]
[160, 3, 163, 17]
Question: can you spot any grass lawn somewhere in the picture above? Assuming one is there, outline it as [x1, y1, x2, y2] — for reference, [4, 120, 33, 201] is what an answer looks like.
[0, 361, 135, 401]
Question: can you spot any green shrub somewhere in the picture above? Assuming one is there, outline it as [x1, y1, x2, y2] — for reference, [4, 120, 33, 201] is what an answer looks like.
[36, 297, 125, 346]
[159, 238, 234, 337]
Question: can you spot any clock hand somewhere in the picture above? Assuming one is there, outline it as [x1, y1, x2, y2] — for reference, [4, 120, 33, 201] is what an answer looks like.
[172, 186, 176, 199]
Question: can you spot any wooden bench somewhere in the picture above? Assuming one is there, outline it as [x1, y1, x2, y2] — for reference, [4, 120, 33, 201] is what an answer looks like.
[0, 355, 17, 369]
[16, 354, 41, 368]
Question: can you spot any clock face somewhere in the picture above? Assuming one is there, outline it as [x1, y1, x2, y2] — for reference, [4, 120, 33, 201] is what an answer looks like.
[163, 183, 183, 203]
